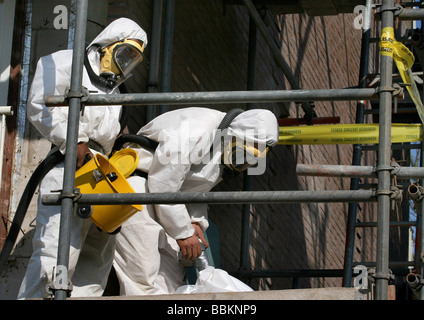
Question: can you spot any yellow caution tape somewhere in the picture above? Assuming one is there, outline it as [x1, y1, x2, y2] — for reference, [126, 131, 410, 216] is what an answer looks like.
[278, 123, 423, 145]
[379, 27, 424, 124]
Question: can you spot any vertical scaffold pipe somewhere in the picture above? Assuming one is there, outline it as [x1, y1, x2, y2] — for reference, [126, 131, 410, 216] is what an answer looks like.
[375, 0, 394, 300]
[54, 0, 88, 300]
[343, 0, 372, 288]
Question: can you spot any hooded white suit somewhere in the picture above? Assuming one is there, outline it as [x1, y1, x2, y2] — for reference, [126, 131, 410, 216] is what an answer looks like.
[18, 18, 148, 299]
[113, 107, 279, 295]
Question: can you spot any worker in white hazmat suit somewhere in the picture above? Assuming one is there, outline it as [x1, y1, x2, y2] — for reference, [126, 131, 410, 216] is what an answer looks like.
[18, 18, 148, 299]
[113, 107, 279, 295]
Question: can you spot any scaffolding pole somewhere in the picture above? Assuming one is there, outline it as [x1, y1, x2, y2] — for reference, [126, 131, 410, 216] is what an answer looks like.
[42, 190, 377, 206]
[53, 0, 88, 300]
[397, 8, 424, 20]
[296, 164, 424, 180]
[45, 88, 379, 107]
[375, 0, 394, 300]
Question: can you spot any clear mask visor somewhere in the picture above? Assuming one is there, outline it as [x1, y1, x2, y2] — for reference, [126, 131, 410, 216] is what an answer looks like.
[113, 43, 144, 77]
[225, 142, 269, 172]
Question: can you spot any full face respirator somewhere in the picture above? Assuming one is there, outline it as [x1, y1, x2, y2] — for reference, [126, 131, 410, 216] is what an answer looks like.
[222, 138, 270, 173]
[86, 38, 145, 90]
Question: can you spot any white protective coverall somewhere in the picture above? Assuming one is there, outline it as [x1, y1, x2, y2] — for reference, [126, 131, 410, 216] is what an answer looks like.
[18, 18, 148, 299]
[113, 107, 279, 295]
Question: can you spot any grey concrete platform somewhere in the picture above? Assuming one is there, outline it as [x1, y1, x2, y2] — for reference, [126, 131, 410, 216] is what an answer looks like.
[71, 287, 366, 300]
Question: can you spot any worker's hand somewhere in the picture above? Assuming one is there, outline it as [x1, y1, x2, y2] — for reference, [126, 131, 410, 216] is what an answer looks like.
[76, 142, 94, 170]
[192, 222, 209, 249]
[176, 223, 209, 260]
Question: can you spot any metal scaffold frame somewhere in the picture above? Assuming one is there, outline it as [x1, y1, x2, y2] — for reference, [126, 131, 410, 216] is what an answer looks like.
[41, 0, 424, 300]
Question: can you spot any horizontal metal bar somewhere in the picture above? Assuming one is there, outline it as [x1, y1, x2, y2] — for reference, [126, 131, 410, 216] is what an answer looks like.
[355, 221, 416, 228]
[44, 88, 379, 106]
[355, 261, 415, 268]
[296, 164, 424, 179]
[278, 116, 340, 126]
[398, 8, 424, 20]
[42, 190, 377, 206]
[236, 266, 411, 278]
[362, 144, 422, 151]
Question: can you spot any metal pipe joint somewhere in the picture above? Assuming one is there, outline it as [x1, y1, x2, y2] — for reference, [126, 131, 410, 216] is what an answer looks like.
[408, 183, 424, 202]
[406, 273, 424, 299]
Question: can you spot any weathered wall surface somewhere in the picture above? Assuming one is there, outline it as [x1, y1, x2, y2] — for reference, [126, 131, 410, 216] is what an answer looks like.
[1, 0, 393, 299]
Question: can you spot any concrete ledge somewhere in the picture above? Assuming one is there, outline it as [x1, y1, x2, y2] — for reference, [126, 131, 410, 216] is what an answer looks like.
[71, 287, 366, 300]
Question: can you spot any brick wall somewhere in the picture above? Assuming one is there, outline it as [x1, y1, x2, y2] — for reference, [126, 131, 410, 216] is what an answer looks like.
[106, 0, 397, 290]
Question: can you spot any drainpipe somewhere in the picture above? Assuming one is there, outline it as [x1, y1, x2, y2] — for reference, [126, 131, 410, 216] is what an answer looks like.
[240, 0, 315, 123]
[159, 0, 175, 115]
[0, 107, 13, 196]
[146, 0, 163, 122]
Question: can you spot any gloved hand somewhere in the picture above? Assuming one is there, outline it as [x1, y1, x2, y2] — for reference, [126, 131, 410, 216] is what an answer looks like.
[177, 223, 210, 260]
[76, 142, 94, 169]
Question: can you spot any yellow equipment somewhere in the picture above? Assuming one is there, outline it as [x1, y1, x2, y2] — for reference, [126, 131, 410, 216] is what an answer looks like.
[75, 148, 142, 233]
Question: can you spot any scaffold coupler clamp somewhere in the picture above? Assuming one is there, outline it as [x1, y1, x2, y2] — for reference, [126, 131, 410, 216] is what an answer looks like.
[368, 268, 395, 285]
[376, 83, 402, 98]
[65, 86, 90, 115]
[45, 265, 73, 299]
[375, 3, 403, 16]
[390, 161, 403, 202]
[50, 188, 82, 204]
[53, 188, 83, 217]
[375, 162, 403, 202]
[59, 188, 82, 202]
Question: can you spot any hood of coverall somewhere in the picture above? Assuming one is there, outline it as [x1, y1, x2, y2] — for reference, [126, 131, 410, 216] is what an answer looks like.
[226, 109, 279, 146]
[88, 18, 148, 51]
[85, 18, 148, 90]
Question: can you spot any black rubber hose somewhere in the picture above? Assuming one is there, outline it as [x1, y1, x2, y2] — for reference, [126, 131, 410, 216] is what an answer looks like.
[217, 108, 245, 130]
[210, 108, 244, 153]
[0, 150, 64, 272]
[112, 134, 159, 152]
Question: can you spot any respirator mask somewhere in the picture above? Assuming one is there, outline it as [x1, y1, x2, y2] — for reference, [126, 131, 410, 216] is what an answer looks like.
[98, 39, 145, 89]
[222, 137, 270, 172]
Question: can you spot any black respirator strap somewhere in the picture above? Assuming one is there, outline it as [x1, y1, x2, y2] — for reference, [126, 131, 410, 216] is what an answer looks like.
[84, 44, 117, 90]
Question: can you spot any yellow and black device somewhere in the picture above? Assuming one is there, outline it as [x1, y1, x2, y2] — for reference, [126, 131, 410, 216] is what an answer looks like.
[75, 148, 142, 233]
